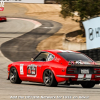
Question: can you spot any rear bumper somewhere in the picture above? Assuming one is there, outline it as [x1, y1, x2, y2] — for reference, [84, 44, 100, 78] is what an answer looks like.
[56, 74, 100, 82]
[95, 75, 100, 78]
[57, 75, 75, 78]
[57, 75, 100, 78]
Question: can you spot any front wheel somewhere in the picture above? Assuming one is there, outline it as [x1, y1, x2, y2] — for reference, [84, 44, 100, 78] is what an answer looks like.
[81, 82, 95, 88]
[10, 67, 22, 84]
[43, 69, 58, 87]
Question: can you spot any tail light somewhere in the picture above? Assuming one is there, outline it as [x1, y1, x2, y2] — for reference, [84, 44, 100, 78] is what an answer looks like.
[67, 68, 77, 74]
[94, 68, 100, 74]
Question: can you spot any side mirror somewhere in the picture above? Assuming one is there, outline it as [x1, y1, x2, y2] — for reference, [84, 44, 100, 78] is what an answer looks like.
[31, 57, 34, 61]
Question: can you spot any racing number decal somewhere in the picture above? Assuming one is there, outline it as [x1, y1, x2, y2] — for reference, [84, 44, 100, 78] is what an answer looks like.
[20, 64, 24, 75]
[27, 64, 37, 77]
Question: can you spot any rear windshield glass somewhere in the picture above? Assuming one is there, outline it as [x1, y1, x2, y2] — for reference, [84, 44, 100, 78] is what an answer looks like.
[58, 52, 92, 62]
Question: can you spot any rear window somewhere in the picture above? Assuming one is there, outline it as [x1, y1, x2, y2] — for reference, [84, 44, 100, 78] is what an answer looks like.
[58, 52, 92, 62]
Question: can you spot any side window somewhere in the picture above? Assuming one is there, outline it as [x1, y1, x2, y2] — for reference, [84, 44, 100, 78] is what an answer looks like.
[47, 54, 55, 61]
[34, 52, 49, 61]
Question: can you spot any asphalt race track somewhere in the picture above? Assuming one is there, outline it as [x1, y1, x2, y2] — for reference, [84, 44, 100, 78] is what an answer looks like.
[1, 18, 61, 62]
[0, 18, 100, 100]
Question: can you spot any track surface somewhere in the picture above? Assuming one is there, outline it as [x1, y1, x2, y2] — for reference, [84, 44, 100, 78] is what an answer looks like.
[0, 18, 100, 100]
[1, 18, 61, 62]
[0, 3, 100, 100]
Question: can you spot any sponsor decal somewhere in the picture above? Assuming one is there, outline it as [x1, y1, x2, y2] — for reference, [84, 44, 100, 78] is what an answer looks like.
[55, 57, 61, 62]
[83, 17, 100, 49]
[0, 1, 4, 11]
[70, 60, 90, 65]
[88, 28, 94, 41]
[69, 60, 82, 64]
[83, 74, 86, 80]
[88, 27, 100, 41]
[27, 64, 37, 77]
[20, 64, 24, 75]
[47, 54, 54, 61]
[75, 60, 84, 64]
[77, 74, 91, 81]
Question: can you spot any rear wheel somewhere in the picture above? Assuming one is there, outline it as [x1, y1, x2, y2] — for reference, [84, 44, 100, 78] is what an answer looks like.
[81, 82, 95, 88]
[10, 67, 22, 84]
[43, 69, 58, 87]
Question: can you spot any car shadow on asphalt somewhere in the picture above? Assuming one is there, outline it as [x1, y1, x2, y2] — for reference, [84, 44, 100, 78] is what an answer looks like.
[21, 82, 83, 88]
[21, 82, 45, 86]
[56, 85, 100, 89]
[0, 20, 7, 22]
[21, 82, 100, 89]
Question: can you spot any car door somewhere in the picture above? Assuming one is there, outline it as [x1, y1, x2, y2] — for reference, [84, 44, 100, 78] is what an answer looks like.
[26, 52, 49, 82]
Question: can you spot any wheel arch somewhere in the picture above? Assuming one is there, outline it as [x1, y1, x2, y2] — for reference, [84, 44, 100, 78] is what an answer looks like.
[9, 66, 22, 84]
[10, 65, 20, 77]
[42, 67, 57, 82]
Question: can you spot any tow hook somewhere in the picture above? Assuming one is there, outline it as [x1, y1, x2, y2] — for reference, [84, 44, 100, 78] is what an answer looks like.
[65, 79, 71, 85]
[68, 80, 70, 83]
[83, 77, 87, 81]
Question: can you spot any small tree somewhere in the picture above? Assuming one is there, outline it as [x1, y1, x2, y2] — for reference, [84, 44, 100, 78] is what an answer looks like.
[58, 0, 100, 36]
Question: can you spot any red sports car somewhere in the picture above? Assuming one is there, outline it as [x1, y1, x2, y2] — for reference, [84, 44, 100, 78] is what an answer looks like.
[0, 16, 7, 21]
[7, 50, 100, 88]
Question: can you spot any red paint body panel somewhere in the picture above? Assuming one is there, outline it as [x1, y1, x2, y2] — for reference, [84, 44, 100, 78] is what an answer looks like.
[0, 16, 6, 21]
[7, 50, 100, 84]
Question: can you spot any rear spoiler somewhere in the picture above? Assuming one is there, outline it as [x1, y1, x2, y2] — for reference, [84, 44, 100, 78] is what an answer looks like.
[71, 64, 100, 67]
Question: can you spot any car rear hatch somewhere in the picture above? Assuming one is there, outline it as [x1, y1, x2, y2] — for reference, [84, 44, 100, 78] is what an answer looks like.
[67, 64, 100, 74]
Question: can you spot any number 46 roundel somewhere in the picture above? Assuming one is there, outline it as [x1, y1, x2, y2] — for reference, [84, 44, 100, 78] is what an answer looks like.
[27, 64, 37, 77]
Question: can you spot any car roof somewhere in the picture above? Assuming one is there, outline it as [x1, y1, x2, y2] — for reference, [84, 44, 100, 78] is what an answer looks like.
[0, 16, 6, 17]
[42, 50, 80, 54]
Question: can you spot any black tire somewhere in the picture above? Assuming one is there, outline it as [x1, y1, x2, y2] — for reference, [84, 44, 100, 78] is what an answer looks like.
[10, 67, 22, 84]
[43, 69, 58, 87]
[81, 82, 95, 88]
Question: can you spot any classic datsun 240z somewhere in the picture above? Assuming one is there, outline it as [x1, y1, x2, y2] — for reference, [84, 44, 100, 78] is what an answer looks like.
[7, 50, 100, 88]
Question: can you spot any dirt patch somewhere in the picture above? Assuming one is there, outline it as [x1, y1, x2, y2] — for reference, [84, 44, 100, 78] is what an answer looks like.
[0, 3, 85, 51]
[17, 3, 84, 51]
[65, 30, 86, 43]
